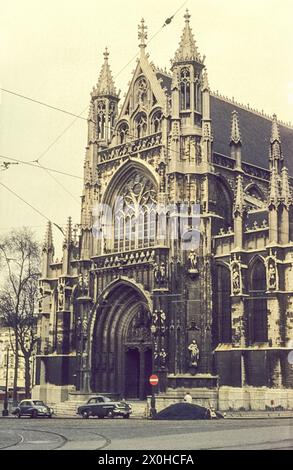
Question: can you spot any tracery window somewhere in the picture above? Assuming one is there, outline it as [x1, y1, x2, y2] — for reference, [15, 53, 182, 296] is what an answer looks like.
[117, 122, 129, 144]
[151, 111, 163, 133]
[249, 260, 268, 343]
[113, 173, 157, 252]
[135, 113, 147, 139]
[215, 265, 232, 343]
[135, 77, 148, 106]
[180, 68, 191, 110]
[194, 79, 201, 112]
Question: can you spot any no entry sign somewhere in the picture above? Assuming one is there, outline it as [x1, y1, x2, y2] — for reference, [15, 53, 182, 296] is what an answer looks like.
[149, 374, 159, 386]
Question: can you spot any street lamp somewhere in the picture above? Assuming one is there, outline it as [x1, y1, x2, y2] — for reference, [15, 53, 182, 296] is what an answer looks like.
[2, 346, 9, 416]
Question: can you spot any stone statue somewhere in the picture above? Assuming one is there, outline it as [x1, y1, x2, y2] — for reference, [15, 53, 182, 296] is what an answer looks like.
[188, 250, 198, 271]
[232, 265, 240, 294]
[268, 260, 276, 289]
[154, 262, 167, 286]
[188, 340, 200, 368]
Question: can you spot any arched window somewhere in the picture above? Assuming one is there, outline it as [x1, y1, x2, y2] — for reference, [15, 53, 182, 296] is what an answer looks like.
[212, 178, 233, 234]
[214, 265, 232, 343]
[180, 68, 191, 110]
[194, 80, 201, 112]
[117, 122, 129, 144]
[97, 100, 106, 139]
[151, 111, 163, 133]
[112, 173, 157, 252]
[249, 260, 268, 343]
[135, 113, 147, 139]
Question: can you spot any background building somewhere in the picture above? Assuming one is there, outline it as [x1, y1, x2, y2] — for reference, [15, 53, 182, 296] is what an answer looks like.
[34, 11, 293, 410]
[0, 327, 25, 390]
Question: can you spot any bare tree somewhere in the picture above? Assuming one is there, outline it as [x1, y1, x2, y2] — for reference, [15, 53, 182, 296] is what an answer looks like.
[0, 228, 40, 400]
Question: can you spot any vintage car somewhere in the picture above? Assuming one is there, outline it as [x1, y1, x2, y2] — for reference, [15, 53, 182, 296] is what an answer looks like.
[12, 399, 53, 418]
[77, 395, 132, 419]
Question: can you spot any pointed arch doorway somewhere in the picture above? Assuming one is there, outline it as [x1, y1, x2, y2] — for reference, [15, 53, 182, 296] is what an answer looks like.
[91, 282, 153, 400]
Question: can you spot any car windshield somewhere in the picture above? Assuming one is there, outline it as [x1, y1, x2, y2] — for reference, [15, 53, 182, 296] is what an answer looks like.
[32, 400, 45, 406]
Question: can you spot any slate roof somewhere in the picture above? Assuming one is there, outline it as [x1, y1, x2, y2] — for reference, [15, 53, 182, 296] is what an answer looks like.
[152, 71, 293, 175]
[210, 95, 293, 176]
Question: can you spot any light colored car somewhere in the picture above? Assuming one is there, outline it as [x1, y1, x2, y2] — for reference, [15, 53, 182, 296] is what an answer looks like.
[12, 399, 53, 418]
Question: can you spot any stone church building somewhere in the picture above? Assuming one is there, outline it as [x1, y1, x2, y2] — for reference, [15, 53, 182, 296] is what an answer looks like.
[34, 11, 293, 410]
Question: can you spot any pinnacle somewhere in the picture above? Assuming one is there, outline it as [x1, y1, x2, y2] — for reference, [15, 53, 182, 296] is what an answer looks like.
[173, 10, 202, 63]
[94, 48, 117, 97]
[230, 111, 242, 145]
[44, 221, 54, 249]
[270, 114, 281, 144]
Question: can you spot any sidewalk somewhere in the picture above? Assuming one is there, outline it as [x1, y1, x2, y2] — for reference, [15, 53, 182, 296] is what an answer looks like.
[222, 410, 293, 419]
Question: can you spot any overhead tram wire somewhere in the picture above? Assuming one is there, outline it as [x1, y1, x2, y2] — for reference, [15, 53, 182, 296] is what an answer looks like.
[0, 181, 65, 236]
[0, 1, 190, 206]
[0, 154, 82, 179]
[1, 0, 189, 168]
[36, 161, 80, 204]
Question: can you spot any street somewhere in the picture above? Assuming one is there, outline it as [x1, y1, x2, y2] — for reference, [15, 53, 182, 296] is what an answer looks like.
[0, 417, 292, 450]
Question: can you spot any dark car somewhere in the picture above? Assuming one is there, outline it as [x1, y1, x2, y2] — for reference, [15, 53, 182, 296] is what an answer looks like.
[12, 399, 53, 418]
[77, 395, 132, 419]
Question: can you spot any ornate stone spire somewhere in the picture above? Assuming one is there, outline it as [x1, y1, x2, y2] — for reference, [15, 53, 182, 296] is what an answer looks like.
[270, 114, 281, 144]
[173, 9, 202, 63]
[43, 221, 54, 250]
[138, 18, 148, 52]
[269, 114, 283, 171]
[94, 48, 117, 96]
[64, 216, 73, 245]
[281, 166, 292, 206]
[230, 111, 242, 145]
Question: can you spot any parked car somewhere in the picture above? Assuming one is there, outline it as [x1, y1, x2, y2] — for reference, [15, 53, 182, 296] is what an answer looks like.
[77, 395, 132, 419]
[12, 399, 53, 418]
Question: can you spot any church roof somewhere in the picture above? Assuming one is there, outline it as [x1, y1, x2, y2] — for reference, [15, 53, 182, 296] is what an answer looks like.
[210, 95, 293, 176]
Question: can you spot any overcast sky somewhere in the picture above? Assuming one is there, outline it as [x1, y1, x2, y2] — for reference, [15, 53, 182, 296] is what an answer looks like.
[0, 0, 292, 256]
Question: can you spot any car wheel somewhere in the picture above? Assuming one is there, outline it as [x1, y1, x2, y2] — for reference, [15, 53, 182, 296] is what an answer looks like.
[16, 411, 21, 419]
[107, 410, 114, 419]
[123, 414, 130, 419]
[31, 410, 38, 419]
[48, 414, 52, 418]
[82, 410, 89, 419]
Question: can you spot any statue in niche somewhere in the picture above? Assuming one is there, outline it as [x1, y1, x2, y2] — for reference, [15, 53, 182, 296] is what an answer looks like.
[231, 262, 241, 295]
[188, 250, 198, 273]
[154, 262, 167, 287]
[188, 340, 200, 368]
[267, 258, 277, 290]
[57, 282, 64, 310]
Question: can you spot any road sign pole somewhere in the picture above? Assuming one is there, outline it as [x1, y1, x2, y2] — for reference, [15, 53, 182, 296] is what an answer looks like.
[149, 374, 159, 419]
[150, 385, 157, 419]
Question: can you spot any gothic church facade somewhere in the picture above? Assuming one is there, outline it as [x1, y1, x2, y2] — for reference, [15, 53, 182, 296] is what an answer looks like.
[35, 11, 293, 409]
